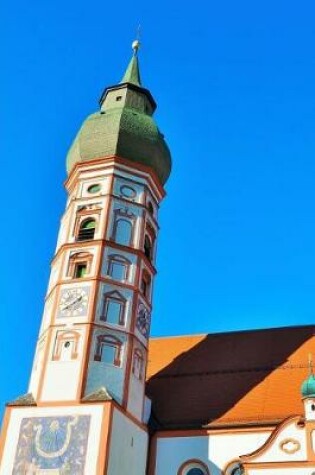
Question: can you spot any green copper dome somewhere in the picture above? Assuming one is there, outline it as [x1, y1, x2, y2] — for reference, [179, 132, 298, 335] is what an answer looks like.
[301, 374, 315, 398]
[66, 47, 171, 185]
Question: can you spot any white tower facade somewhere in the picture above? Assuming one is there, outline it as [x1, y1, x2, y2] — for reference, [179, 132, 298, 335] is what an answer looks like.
[0, 43, 171, 475]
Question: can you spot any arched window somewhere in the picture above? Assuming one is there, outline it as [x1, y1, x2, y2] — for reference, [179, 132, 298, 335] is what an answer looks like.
[132, 349, 144, 380]
[52, 331, 80, 361]
[114, 218, 133, 246]
[231, 469, 244, 475]
[94, 335, 122, 366]
[77, 218, 96, 241]
[144, 235, 152, 260]
[144, 224, 156, 261]
[100, 291, 126, 326]
[107, 254, 131, 281]
[178, 460, 209, 475]
[68, 252, 93, 278]
[147, 201, 154, 215]
[141, 270, 151, 300]
[225, 462, 244, 475]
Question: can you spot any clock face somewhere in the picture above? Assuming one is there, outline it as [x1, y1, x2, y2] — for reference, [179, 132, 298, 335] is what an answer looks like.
[136, 304, 150, 338]
[58, 287, 89, 317]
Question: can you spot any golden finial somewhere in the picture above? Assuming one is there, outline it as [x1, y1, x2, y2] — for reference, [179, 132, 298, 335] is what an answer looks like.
[308, 353, 314, 375]
[132, 25, 141, 55]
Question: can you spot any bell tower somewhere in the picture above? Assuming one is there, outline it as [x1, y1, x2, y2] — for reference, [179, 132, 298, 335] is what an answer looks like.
[0, 40, 171, 475]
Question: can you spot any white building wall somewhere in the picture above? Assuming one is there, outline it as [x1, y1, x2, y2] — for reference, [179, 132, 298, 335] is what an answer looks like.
[154, 431, 271, 475]
[304, 398, 315, 421]
[127, 373, 144, 420]
[55, 213, 69, 251]
[107, 408, 148, 475]
[209, 431, 273, 468]
[47, 259, 60, 294]
[40, 327, 86, 401]
[251, 420, 307, 462]
[41, 360, 82, 401]
[248, 469, 315, 475]
[38, 294, 54, 334]
[28, 335, 47, 397]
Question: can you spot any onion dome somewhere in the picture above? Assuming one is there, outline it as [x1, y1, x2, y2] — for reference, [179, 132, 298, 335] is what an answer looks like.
[66, 41, 172, 185]
[301, 374, 315, 398]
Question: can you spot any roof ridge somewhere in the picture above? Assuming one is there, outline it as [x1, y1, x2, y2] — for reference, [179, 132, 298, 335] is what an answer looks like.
[150, 324, 315, 340]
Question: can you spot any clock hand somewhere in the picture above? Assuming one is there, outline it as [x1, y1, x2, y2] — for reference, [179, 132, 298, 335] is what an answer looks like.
[61, 295, 83, 311]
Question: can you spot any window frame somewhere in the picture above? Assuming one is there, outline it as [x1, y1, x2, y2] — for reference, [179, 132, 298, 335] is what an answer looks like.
[77, 218, 97, 241]
[94, 335, 122, 366]
[100, 291, 127, 326]
[107, 254, 131, 282]
[140, 270, 151, 300]
[143, 223, 156, 262]
[178, 460, 210, 475]
[68, 252, 93, 279]
[52, 331, 80, 361]
[111, 209, 136, 247]
[132, 348, 144, 380]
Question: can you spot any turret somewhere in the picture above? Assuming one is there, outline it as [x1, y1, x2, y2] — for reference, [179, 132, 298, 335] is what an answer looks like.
[301, 373, 315, 421]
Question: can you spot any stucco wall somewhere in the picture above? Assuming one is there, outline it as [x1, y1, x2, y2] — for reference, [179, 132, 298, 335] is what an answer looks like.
[107, 407, 148, 475]
[248, 469, 315, 475]
[154, 431, 271, 475]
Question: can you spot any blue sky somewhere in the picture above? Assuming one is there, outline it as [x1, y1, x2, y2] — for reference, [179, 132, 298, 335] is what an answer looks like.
[1, 0, 315, 411]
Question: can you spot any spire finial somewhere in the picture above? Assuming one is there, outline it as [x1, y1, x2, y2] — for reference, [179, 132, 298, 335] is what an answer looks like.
[132, 25, 141, 56]
[120, 29, 142, 86]
[309, 353, 314, 376]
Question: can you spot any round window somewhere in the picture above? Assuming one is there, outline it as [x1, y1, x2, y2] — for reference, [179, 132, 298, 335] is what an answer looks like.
[64, 341, 71, 348]
[120, 185, 136, 199]
[180, 462, 208, 475]
[187, 470, 205, 475]
[87, 184, 101, 194]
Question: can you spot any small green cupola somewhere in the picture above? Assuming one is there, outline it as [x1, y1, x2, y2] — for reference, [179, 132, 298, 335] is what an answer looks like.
[301, 363, 315, 421]
[301, 374, 315, 399]
[66, 40, 172, 185]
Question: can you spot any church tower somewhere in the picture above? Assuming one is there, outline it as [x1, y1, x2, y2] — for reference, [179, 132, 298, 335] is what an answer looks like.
[0, 41, 171, 475]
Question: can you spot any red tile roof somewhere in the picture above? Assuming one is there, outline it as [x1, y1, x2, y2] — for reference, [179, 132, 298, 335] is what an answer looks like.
[146, 326, 315, 429]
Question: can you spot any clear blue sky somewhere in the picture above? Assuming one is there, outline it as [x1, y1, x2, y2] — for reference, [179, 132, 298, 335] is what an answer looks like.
[1, 0, 315, 411]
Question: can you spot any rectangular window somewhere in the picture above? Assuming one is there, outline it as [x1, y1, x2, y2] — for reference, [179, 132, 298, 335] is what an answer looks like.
[111, 262, 126, 280]
[114, 219, 133, 246]
[75, 263, 87, 278]
[101, 345, 116, 364]
[106, 300, 122, 324]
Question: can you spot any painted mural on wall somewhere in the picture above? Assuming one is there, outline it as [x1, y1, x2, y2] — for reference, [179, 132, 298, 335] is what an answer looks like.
[13, 415, 91, 474]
